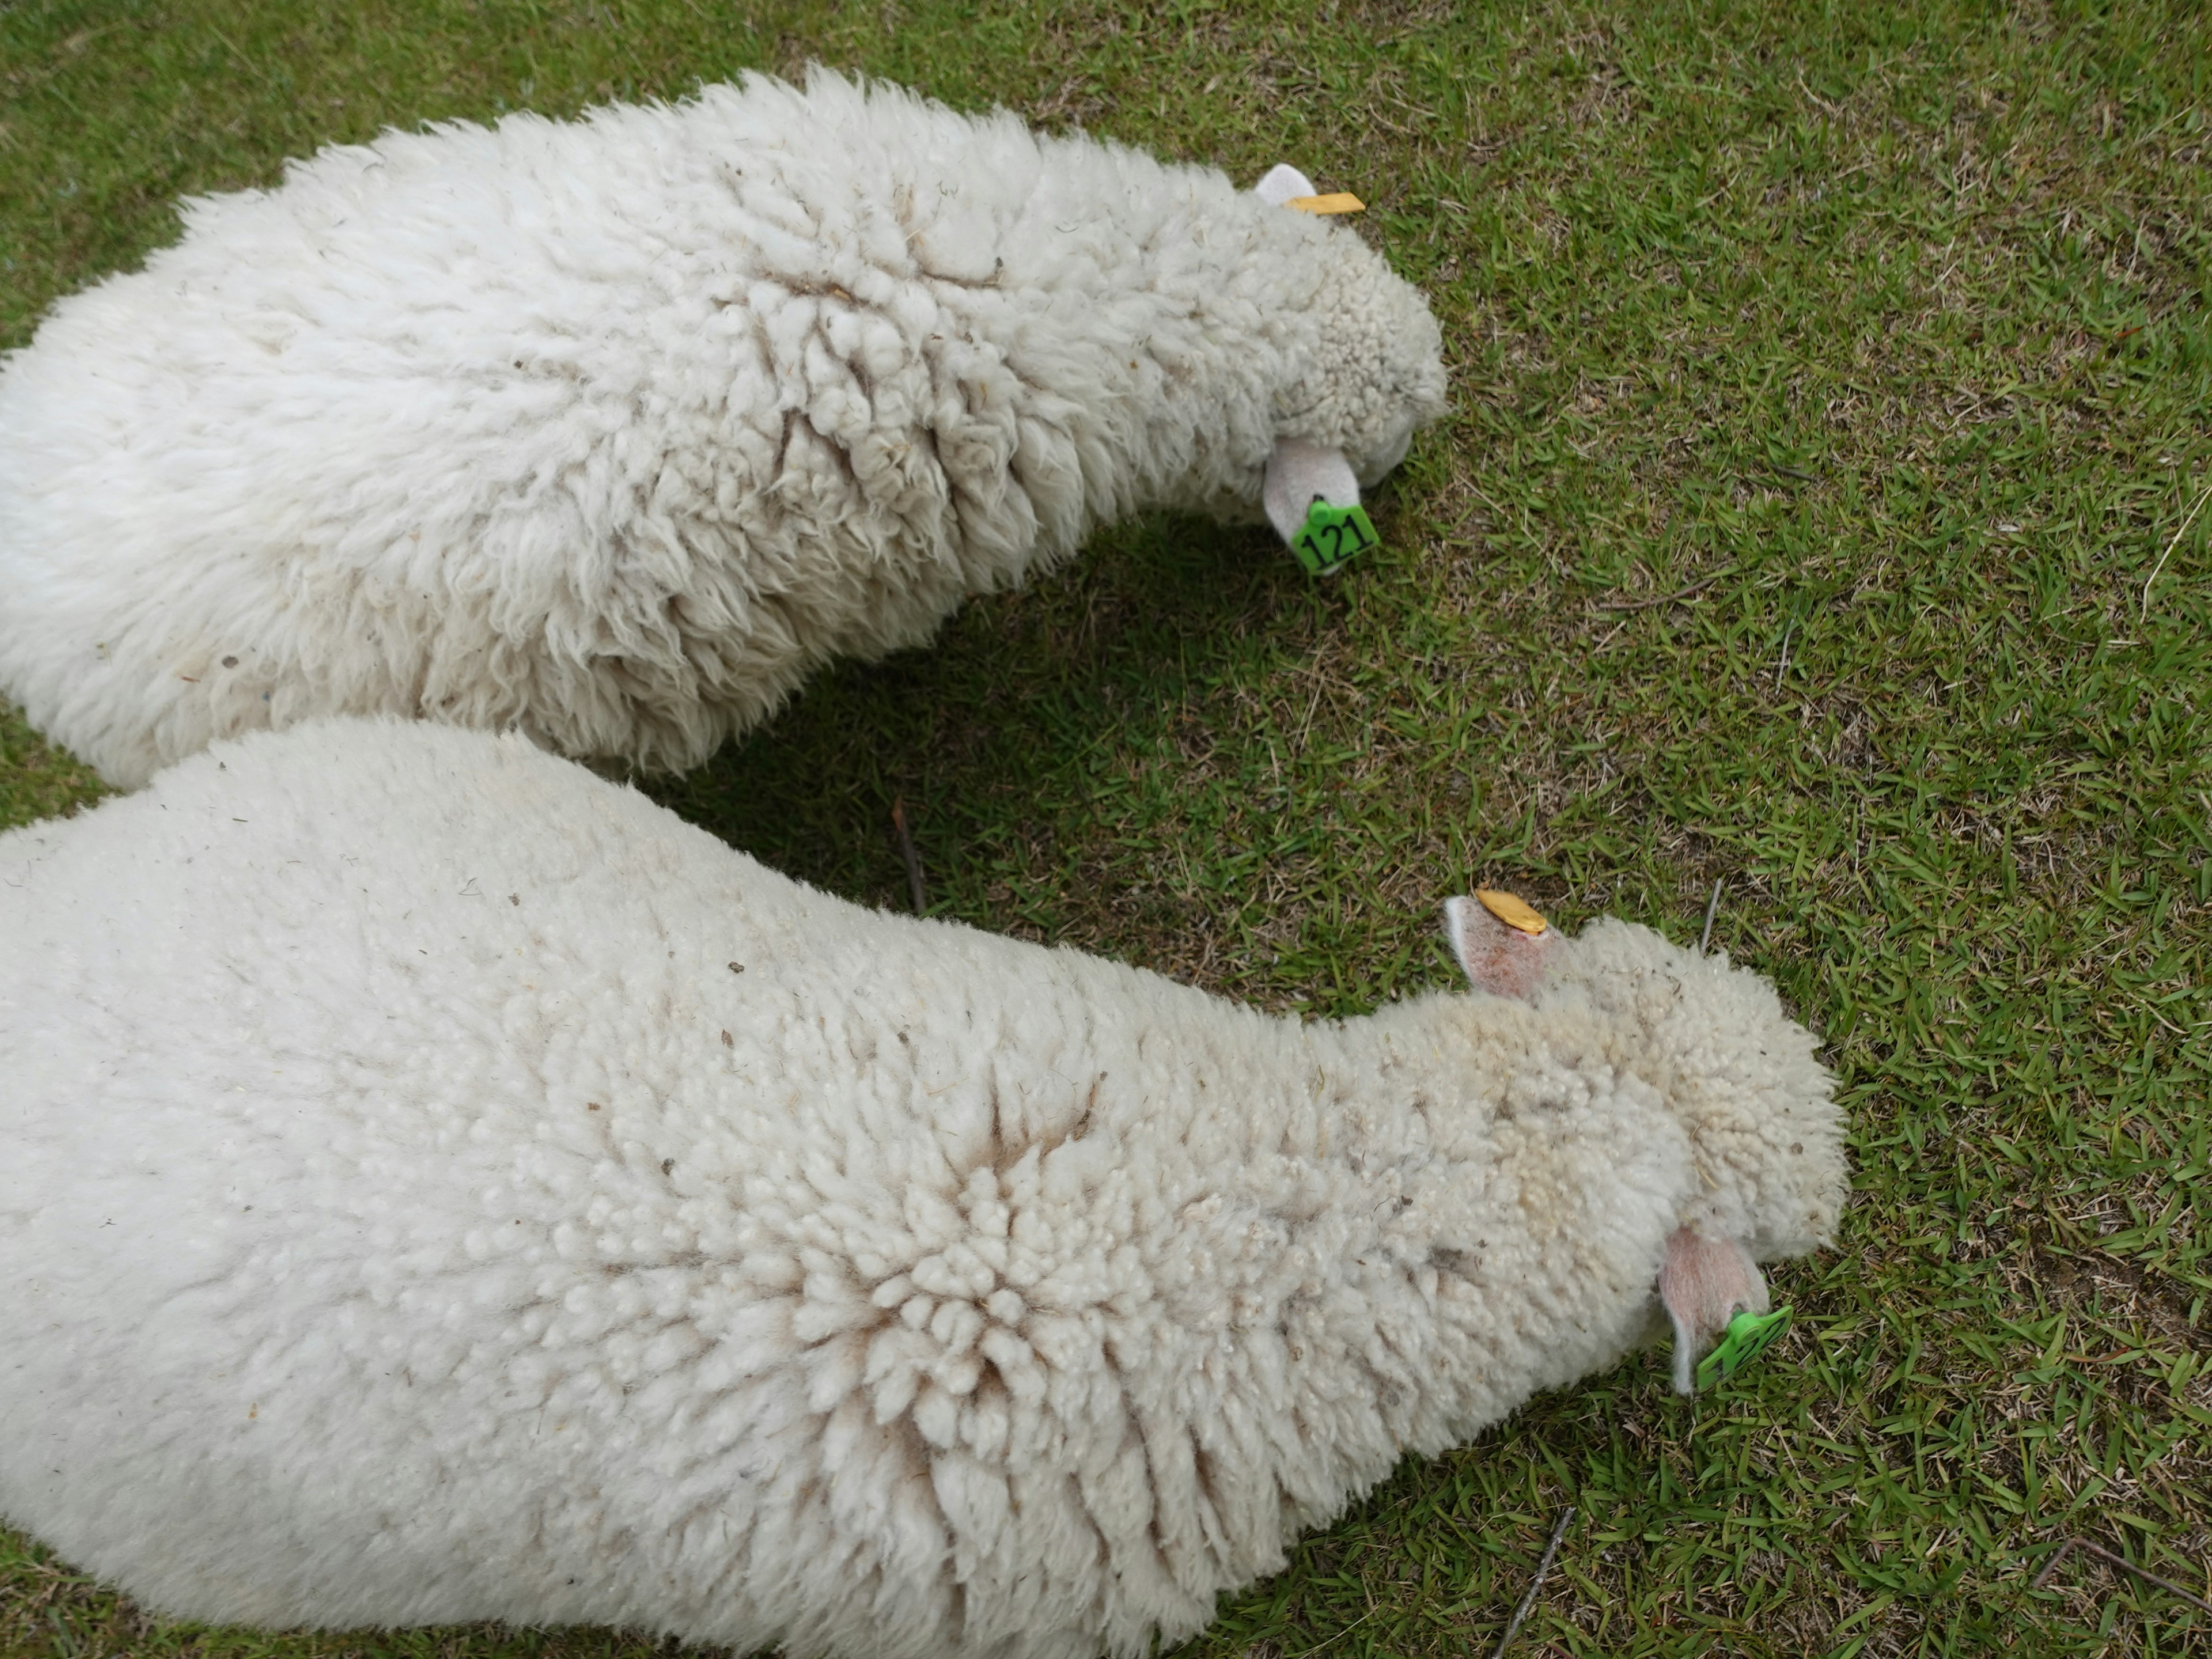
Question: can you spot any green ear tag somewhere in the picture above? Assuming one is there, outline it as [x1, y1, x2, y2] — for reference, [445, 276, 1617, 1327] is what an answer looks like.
[1695, 1306, 1793, 1392]
[1289, 500, 1378, 576]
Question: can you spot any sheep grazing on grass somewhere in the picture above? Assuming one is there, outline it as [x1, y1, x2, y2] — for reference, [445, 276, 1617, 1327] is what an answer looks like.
[0, 719, 1844, 1658]
[0, 70, 1448, 789]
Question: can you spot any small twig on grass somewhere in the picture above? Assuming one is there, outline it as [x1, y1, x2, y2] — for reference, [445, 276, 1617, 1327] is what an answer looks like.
[1775, 621, 1796, 688]
[207, 25, 280, 93]
[2141, 480, 2210, 622]
[1490, 1505, 1575, 1659]
[890, 797, 927, 915]
[1595, 569, 1732, 612]
[2032, 1536, 2212, 1617]
[1796, 69, 1846, 119]
[1699, 879, 1723, 955]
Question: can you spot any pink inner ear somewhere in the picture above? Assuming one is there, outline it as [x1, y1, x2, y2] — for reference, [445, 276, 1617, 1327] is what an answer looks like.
[1658, 1228, 1770, 1394]
[1444, 896, 1552, 1002]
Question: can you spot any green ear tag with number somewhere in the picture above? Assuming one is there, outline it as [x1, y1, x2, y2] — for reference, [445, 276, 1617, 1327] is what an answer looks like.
[1695, 1305, 1793, 1392]
[1289, 500, 1378, 577]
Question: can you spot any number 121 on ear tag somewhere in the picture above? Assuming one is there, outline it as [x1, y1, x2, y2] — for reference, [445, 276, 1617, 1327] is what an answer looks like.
[1290, 501, 1378, 577]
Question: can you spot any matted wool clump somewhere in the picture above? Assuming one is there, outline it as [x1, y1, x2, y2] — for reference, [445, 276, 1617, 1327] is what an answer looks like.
[0, 71, 1447, 787]
[0, 719, 1846, 1659]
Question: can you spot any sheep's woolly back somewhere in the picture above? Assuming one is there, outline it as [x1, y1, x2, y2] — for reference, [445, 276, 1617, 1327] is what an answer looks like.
[0, 722, 1839, 1659]
[0, 71, 1447, 787]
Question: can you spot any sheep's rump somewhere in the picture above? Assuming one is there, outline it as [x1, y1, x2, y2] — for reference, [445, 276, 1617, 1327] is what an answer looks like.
[0, 72, 1430, 785]
[0, 720, 1183, 1647]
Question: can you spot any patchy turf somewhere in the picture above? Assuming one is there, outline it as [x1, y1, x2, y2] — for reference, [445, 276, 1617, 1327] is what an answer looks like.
[3, 0, 2209, 1655]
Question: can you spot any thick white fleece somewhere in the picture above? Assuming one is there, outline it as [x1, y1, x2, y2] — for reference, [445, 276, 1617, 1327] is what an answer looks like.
[0, 722, 1842, 1659]
[0, 71, 1448, 789]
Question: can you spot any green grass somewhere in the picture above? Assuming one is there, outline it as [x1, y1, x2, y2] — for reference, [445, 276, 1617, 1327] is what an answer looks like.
[3, 0, 2210, 1654]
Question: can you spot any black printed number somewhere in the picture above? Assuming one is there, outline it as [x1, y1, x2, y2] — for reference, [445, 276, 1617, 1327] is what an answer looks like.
[1296, 506, 1374, 572]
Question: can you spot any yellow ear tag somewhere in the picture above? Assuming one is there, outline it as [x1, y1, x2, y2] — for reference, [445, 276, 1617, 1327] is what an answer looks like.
[1285, 192, 1365, 215]
[1475, 889, 1548, 935]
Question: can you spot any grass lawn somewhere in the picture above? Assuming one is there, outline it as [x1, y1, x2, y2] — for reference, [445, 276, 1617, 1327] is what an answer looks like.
[3, 0, 2209, 1654]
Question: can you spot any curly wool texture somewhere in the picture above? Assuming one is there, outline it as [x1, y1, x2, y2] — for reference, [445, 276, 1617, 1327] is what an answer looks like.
[0, 721, 1842, 1659]
[0, 71, 1447, 789]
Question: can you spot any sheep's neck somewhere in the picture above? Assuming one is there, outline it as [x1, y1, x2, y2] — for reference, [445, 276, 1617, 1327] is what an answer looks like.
[997, 1001, 1512, 1527]
[941, 194, 1280, 547]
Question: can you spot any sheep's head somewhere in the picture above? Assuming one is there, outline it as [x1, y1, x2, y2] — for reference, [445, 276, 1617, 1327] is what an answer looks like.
[1244, 165, 1448, 543]
[1442, 895, 1847, 1391]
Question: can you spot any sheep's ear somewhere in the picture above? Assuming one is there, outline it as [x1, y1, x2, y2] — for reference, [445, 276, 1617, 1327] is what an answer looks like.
[1253, 163, 1317, 206]
[1658, 1228, 1770, 1395]
[1263, 437, 1360, 543]
[1442, 892, 1555, 1002]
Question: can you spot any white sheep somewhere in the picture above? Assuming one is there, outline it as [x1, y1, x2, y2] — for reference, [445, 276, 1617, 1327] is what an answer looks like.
[0, 70, 1447, 789]
[0, 719, 1844, 1658]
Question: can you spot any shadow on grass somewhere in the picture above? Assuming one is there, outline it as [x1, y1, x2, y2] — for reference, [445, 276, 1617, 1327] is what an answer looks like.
[643, 511, 1345, 915]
